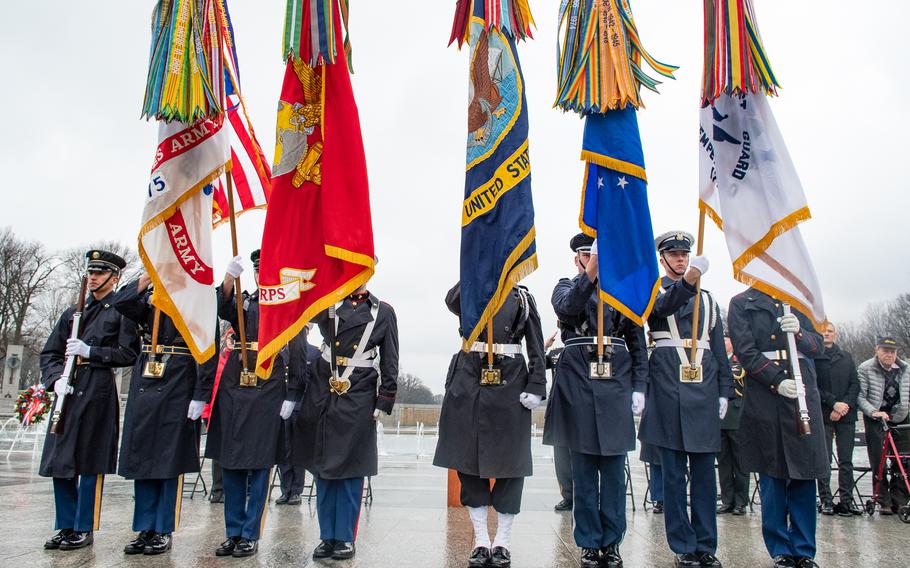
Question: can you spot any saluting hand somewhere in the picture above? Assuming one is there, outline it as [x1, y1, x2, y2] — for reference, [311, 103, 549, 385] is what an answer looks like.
[137, 273, 152, 293]
[585, 252, 599, 283]
[544, 331, 558, 351]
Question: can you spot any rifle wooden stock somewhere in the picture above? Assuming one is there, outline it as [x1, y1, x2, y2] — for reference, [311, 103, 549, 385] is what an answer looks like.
[49, 276, 89, 435]
[782, 303, 811, 437]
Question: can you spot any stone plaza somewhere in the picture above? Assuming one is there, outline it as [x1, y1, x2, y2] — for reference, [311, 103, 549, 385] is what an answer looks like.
[0, 421, 906, 568]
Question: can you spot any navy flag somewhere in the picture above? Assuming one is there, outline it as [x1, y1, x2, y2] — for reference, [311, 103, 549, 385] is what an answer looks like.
[456, 2, 537, 349]
[580, 108, 659, 326]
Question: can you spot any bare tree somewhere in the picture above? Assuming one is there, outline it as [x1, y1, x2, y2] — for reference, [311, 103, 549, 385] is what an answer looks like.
[396, 372, 436, 404]
[0, 228, 59, 349]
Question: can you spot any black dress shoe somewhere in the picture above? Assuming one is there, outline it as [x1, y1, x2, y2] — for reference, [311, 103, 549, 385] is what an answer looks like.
[275, 493, 290, 505]
[215, 536, 239, 556]
[580, 547, 600, 568]
[332, 541, 355, 560]
[232, 538, 258, 558]
[850, 501, 865, 516]
[676, 553, 702, 567]
[795, 558, 819, 568]
[716, 504, 734, 514]
[124, 531, 153, 554]
[731, 506, 746, 516]
[468, 546, 491, 567]
[772, 556, 796, 568]
[209, 490, 224, 503]
[44, 529, 74, 550]
[820, 501, 834, 515]
[601, 544, 623, 567]
[834, 502, 852, 517]
[144, 533, 172, 555]
[313, 539, 336, 558]
[489, 546, 511, 567]
[554, 498, 573, 511]
[879, 506, 894, 515]
[698, 552, 722, 567]
[287, 493, 302, 505]
[652, 501, 664, 514]
[59, 532, 93, 550]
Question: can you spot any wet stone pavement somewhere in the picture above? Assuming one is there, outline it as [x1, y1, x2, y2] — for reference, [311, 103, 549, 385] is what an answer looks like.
[0, 433, 906, 568]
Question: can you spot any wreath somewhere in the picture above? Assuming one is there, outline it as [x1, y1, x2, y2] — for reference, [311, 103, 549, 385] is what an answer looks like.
[15, 384, 52, 426]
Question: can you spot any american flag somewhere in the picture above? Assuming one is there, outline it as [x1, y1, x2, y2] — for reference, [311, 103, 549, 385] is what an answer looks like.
[211, 34, 272, 227]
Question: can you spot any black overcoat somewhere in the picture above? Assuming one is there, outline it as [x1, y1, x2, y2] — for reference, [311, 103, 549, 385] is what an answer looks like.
[433, 284, 547, 479]
[205, 288, 298, 470]
[817, 344, 859, 423]
[113, 282, 215, 479]
[292, 292, 399, 479]
[727, 288, 828, 480]
[39, 291, 139, 478]
[639, 277, 733, 454]
[720, 355, 746, 430]
[542, 274, 648, 456]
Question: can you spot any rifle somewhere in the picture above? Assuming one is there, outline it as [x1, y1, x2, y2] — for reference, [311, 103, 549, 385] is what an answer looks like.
[49, 276, 89, 435]
[782, 303, 811, 437]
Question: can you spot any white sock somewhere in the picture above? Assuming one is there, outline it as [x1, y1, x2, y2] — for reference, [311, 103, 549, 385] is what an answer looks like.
[492, 512, 515, 550]
[468, 506, 491, 549]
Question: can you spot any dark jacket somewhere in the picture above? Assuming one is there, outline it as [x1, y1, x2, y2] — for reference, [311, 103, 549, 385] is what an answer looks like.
[639, 277, 733, 454]
[720, 355, 746, 430]
[727, 288, 828, 480]
[39, 290, 139, 478]
[113, 282, 215, 479]
[205, 287, 300, 470]
[543, 273, 649, 456]
[434, 284, 547, 478]
[292, 292, 399, 479]
[817, 344, 859, 423]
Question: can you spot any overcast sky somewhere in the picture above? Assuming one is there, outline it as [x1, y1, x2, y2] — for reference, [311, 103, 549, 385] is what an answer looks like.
[2, 2, 907, 392]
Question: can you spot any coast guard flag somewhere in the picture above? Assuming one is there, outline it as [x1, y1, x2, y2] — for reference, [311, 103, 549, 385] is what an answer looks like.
[699, 93, 826, 328]
[255, 9, 374, 378]
[580, 109, 659, 326]
[457, 5, 537, 349]
[139, 118, 229, 363]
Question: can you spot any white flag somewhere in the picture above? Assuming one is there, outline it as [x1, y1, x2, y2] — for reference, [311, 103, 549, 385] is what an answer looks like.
[139, 118, 229, 362]
[699, 93, 826, 327]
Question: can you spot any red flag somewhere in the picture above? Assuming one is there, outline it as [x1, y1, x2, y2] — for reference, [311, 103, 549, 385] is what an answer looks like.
[255, 20, 374, 377]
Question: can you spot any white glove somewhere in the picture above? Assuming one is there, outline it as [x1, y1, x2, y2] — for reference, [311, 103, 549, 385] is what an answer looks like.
[187, 400, 206, 420]
[280, 400, 295, 420]
[777, 379, 798, 399]
[53, 378, 74, 396]
[65, 339, 91, 358]
[689, 255, 710, 276]
[632, 392, 646, 415]
[373, 408, 381, 420]
[590, 239, 598, 256]
[226, 255, 245, 278]
[519, 392, 542, 410]
[719, 397, 728, 419]
[778, 314, 800, 334]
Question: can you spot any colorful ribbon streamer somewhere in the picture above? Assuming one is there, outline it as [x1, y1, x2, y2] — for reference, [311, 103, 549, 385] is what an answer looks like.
[701, 0, 780, 104]
[449, 0, 535, 47]
[142, 0, 227, 123]
[283, 0, 352, 67]
[554, 0, 677, 114]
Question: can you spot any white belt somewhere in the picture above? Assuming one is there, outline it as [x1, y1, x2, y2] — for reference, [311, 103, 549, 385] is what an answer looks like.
[321, 345, 378, 368]
[652, 337, 711, 350]
[469, 342, 523, 357]
[762, 350, 808, 362]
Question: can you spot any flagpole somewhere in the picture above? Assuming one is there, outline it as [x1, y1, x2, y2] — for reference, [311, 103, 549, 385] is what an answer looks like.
[597, 296, 604, 361]
[225, 174, 251, 378]
[486, 319, 494, 370]
[142, 306, 164, 377]
[688, 209, 707, 369]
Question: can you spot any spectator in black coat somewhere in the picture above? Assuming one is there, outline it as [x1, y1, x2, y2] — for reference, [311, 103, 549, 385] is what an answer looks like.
[815, 322, 861, 516]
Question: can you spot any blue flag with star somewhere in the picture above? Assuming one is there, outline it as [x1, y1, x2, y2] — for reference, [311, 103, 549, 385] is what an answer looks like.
[579, 108, 659, 326]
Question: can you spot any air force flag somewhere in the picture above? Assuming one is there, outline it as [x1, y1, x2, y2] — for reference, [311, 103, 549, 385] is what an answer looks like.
[580, 108, 659, 326]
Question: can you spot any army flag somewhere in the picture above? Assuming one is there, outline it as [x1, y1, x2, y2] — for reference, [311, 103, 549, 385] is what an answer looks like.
[698, 0, 825, 328]
[139, 118, 229, 362]
[698, 94, 825, 327]
[580, 109, 659, 325]
[255, 1, 374, 377]
[451, 0, 538, 350]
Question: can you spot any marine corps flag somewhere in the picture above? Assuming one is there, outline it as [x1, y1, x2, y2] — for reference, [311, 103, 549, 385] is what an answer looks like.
[698, 0, 826, 328]
[450, 0, 538, 350]
[255, 0, 374, 377]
